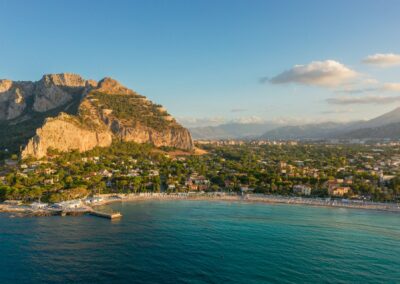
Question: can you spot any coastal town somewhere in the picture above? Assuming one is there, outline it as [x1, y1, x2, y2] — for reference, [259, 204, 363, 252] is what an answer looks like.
[1, 140, 400, 215]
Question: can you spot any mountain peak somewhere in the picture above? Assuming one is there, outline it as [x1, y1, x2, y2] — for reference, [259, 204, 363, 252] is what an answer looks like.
[96, 77, 134, 95]
[40, 73, 86, 88]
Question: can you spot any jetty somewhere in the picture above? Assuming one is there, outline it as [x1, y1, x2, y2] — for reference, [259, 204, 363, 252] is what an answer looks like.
[90, 210, 122, 219]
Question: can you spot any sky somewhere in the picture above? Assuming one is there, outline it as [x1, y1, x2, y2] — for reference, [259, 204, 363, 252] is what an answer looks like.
[1, 0, 400, 127]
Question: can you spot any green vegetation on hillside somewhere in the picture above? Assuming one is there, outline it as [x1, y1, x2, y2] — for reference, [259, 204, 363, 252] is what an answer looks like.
[90, 91, 173, 131]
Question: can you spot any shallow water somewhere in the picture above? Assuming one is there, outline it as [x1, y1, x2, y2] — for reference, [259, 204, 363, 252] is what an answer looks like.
[1, 200, 399, 283]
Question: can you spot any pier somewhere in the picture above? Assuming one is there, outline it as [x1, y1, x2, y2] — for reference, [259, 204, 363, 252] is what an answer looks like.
[90, 210, 122, 219]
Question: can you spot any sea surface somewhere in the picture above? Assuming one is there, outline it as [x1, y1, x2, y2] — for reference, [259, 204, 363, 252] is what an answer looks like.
[0, 200, 399, 283]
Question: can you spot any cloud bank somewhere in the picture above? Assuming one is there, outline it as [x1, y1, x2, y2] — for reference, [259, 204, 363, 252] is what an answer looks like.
[269, 60, 358, 87]
[327, 95, 400, 105]
[336, 82, 400, 94]
[362, 53, 400, 67]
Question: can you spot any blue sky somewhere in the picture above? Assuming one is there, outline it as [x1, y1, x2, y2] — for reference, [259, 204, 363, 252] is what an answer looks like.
[1, 0, 400, 127]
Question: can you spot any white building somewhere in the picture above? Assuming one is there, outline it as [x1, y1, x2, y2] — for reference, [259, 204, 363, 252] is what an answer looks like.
[31, 202, 48, 210]
[293, 185, 312, 196]
[55, 200, 83, 209]
[85, 196, 104, 204]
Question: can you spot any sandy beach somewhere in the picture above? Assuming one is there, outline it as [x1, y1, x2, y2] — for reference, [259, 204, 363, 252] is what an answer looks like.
[95, 193, 400, 213]
[1, 193, 400, 217]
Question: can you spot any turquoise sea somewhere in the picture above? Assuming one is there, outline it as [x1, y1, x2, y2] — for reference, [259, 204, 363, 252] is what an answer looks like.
[0, 200, 399, 283]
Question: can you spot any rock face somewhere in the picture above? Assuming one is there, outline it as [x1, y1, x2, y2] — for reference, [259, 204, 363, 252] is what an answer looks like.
[15, 74, 193, 158]
[110, 120, 193, 150]
[22, 114, 113, 158]
[0, 73, 89, 120]
[32, 73, 87, 112]
[0, 79, 35, 120]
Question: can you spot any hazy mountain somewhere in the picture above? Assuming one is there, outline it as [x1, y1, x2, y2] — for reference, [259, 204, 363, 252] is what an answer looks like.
[356, 107, 400, 129]
[260, 122, 350, 140]
[190, 122, 280, 139]
[259, 107, 400, 140]
[340, 122, 400, 139]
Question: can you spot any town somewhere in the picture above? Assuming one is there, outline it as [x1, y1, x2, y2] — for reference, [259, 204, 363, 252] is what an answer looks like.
[0, 140, 399, 208]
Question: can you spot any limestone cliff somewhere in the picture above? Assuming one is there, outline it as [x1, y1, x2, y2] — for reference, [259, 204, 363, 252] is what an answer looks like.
[17, 75, 193, 158]
[32, 74, 87, 112]
[0, 79, 34, 120]
[22, 113, 112, 158]
[0, 73, 90, 120]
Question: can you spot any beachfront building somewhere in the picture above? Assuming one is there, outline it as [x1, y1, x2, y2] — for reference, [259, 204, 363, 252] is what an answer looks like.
[55, 200, 83, 209]
[4, 200, 23, 206]
[186, 174, 210, 191]
[85, 196, 104, 204]
[30, 202, 48, 210]
[293, 185, 312, 196]
[240, 186, 254, 193]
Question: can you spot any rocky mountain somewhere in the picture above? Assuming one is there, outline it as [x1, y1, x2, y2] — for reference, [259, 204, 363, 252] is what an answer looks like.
[0, 74, 193, 158]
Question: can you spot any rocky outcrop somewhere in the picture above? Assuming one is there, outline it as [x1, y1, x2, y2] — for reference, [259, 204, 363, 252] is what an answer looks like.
[0, 79, 35, 120]
[95, 77, 135, 95]
[0, 73, 91, 120]
[22, 113, 112, 158]
[32, 74, 87, 112]
[111, 121, 194, 150]
[16, 74, 194, 158]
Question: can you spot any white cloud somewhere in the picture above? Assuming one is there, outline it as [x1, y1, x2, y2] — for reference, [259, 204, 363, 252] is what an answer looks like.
[231, 116, 264, 124]
[327, 95, 400, 105]
[269, 60, 358, 87]
[383, 83, 400, 92]
[320, 108, 354, 114]
[362, 53, 400, 67]
[336, 82, 400, 94]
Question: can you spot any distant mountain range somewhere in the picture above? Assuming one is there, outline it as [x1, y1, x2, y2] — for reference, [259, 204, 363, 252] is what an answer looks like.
[189, 122, 280, 140]
[190, 107, 400, 140]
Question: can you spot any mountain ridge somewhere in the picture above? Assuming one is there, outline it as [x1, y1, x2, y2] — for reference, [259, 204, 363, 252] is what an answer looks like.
[0, 74, 193, 158]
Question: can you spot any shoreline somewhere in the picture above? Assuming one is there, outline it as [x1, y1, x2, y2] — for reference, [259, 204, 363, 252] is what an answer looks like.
[1, 193, 400, 217]
[96, 193, 400, 213]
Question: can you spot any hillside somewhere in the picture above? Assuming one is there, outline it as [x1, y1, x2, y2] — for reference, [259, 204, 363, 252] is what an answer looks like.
[0, 74, 193, 158]
[340, 123, 400, 139]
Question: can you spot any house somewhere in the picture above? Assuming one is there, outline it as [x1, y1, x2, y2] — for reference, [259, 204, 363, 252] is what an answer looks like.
[30, 202, 48, 210]
[149, 170, 159, 177]
[240, 186, 254, 194]
[293, 185, 312, 196]
[4, 200, 22, 206]
[186, 175, 210, 191]
[55, 200, 83, 209]
[380, 174, 395, 185]
[85, 196, 103, 204]
[99, 169, 113, 178]
[43, 178, 54, 185]
[331, 187, 351, 197]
